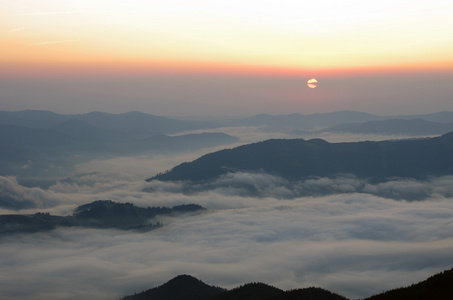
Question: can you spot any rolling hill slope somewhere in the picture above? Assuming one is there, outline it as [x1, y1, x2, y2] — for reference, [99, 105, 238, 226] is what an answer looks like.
[148, 132, 453, 183]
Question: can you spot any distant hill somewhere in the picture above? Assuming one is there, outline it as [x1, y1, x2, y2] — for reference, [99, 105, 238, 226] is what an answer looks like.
[0, 115, 238, 180]
[2, 109, 453, 135]
[228, 111, 383, 131]
[0, 110, 217, 136]
[394, 111, 453, 123]
[0, 200, 205, 234]
[148, 132, 453, 183]
[222, 111, 453, 132]
[316, 119, 453, 136]
[122, 268, 453, 300]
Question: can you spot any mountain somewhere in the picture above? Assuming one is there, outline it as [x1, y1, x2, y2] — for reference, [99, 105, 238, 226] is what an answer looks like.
[229, 111, 383, 131]
[0, 200, 205, 234]
[222, 111, 453, 133]
[121, 275, 226, 300]
[0, 110, 218, 136]
[0, 111, 238, 181]
[147, 132, 453, 183]
[122, 268, 453, 300]
[268, 287, 348, 300]
[47, 119, 131, 142]
[394, 111, 453, 123]
[207, 282, 284, 300]
[0, 110, 68, 128]
[73, 111, 218, 137]
[316, 119, 453, 136]
[363, 267, 453, 300]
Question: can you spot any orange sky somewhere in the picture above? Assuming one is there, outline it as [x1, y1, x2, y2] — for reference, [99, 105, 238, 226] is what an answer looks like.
[2, 0, 453, 76]
[1, 0, 453, 116]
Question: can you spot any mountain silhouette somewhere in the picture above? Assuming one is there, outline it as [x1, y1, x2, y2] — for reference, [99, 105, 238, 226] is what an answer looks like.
[317, 119, 453, 136]
[122, 268, 453, 300]
[207, 282, 283, 300]
[364, 267, 453, 300]
[268, 287, 348, 300]
[121, 274, 226, 300]
[148, 132, 453, 183]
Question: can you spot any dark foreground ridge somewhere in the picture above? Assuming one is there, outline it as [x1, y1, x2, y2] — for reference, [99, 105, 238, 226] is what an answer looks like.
[363, 267, 453, 300]
[147, 132, 453, 183]
[0, 200, 205, 234]
[122, 268, 453, 300]
[121, 275, 227, 300]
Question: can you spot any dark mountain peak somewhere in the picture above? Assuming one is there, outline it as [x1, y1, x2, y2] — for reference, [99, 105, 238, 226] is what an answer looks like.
[122, 268, 453, 300]
[166, 274, 209, 287]
[307, 138, 330, 145]
[121, 274, 226, 300]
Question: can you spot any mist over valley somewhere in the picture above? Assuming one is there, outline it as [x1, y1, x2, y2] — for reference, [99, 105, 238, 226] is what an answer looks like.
[1, 110, 453, 299]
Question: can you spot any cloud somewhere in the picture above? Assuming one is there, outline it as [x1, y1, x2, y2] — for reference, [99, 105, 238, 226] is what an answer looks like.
[1, 147, 453, 299]
[145, 172, 453, 201]
[34, 39, 78, 46]
[6, 28, 24, 33]
[1, 193, 452, 299]
[0, 176, 60, 210]
[18, 11, 82, 16]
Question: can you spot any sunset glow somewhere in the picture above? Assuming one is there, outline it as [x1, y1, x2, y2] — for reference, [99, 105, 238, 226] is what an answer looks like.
[2, 0, 453, 75]
[1, 0, 453, 116]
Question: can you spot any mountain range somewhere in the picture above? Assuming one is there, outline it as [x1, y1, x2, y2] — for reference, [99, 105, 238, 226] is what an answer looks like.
[296, 118, 453, 136]
[3, 109, 453, 184]
[121, 267, 453, 300]
[147, 132, 453, 183]
[0, 110, 238, 181]
[224, 110, 453, 133]
[2, 109, 453, 137]
[0, 110, 218, 136]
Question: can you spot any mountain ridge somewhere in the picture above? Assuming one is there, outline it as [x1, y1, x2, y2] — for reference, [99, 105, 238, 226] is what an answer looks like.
[121, 267, 453, 300]
[147, 132, 453, 183]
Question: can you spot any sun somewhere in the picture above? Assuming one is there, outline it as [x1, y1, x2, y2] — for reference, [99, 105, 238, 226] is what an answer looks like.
[307, 78, 318, 89]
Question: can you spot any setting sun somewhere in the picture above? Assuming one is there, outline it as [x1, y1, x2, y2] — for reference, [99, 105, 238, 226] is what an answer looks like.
[307, 78, 318, 89]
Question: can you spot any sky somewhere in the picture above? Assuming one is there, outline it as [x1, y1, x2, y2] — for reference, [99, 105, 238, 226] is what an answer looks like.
[1, 0, 453, 116]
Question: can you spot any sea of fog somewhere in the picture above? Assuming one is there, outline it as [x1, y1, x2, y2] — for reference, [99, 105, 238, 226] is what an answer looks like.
[1, 130, 452, 300]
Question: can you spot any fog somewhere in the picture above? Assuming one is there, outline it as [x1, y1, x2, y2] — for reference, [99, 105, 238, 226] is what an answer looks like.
[1, 131, 453, 299]
[0, 148, 453, 299]
[1, 183, 452, 299]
